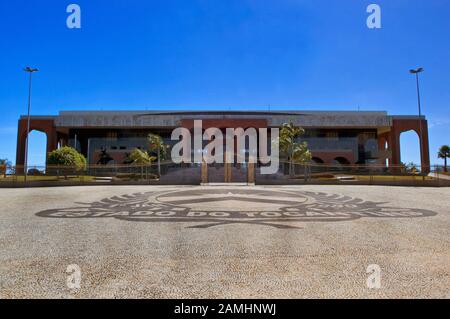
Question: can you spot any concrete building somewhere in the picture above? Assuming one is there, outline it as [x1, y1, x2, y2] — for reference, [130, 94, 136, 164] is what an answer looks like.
[16, 110, 430, 173]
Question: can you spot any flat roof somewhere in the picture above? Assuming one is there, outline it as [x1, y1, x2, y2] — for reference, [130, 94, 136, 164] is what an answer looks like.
[19, 110, 425, 128]
[57, 110, 389, 116]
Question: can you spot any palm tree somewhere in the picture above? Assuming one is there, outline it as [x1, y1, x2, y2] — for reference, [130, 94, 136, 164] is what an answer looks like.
[279, 122, 312, 178]
[127, 148, 155, 179]
[438, 145, 450, 172]
[148, 133, 167, 177]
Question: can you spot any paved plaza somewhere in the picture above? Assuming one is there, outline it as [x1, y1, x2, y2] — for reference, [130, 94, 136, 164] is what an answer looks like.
[0, 185, 449, 298]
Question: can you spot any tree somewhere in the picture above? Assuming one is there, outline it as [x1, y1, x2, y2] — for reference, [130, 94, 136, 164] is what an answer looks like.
[401, 161, 419, 174]
[127, 148, 155, 179]
[279, 122, 312, 178]
[438, 145, 450, 172]
[148, 133, 168, 177]
[47, 146, 87, 179]
[0, 158, 11, 178]
[0, 159, 11, 165]
[48, 147, 86, 170]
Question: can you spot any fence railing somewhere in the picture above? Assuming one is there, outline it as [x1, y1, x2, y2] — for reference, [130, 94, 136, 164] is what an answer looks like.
[0, 163, 449, 186]
[255, 162, 449, 185]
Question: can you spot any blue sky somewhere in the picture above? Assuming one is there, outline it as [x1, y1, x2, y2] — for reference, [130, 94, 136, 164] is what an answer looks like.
[0, 0, 449, 167]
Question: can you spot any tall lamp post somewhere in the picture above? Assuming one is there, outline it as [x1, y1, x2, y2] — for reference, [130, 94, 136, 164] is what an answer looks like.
[409, 67, 424, 172]
[23, 66, 39, 181]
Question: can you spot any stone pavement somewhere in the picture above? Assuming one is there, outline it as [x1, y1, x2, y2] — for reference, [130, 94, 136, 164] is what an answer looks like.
[0, 185, 449, 298]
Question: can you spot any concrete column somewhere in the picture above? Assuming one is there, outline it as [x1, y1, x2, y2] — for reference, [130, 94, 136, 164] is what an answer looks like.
[201, 159, 208, 184]
[377, 134, 387, 166]
[390, 130, 401, 167]
[248, 162, 255, 184]
[47, 126, 58, 156]
[224, 163, 231, 183]
[16, 132, 27, 174]
[419, 120, 431, 174]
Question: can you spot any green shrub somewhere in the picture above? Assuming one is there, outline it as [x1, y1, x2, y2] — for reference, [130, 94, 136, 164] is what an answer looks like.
[47, 147, 87, 171]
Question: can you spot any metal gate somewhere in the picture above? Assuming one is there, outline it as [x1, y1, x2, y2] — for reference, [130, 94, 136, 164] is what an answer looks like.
[201, 161, 255, 184]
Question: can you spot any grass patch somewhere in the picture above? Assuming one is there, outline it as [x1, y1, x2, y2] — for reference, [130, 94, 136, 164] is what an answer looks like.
[0, 175, 96, 182]
[355, 175, 434, 181]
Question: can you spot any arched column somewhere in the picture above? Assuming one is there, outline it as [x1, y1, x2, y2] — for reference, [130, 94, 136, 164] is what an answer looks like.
[389, 127, 401, 167]
[390, 118, 430, 174]
[16, 118, 57, 173]
[418, 120, 430, 173]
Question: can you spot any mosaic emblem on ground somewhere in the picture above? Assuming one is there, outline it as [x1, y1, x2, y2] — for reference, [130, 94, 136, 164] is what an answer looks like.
[36, 189, 437, 229]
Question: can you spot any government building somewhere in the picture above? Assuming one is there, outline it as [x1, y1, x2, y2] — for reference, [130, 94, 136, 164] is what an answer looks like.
[16, 110, 430, 179]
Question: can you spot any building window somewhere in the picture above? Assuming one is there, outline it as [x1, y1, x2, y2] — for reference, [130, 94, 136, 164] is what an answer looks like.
[326, 132, 339, 140]
[106, 131, 118, 139]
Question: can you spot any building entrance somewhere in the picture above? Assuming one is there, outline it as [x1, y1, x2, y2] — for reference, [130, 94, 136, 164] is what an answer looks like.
[201, 161, 255, 184]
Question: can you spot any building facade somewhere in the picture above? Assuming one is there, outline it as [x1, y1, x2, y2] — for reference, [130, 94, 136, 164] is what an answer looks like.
[16, 110, 430, 173]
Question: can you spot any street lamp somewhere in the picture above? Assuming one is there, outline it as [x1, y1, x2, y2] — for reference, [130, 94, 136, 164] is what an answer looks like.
[23, 66, 39, 181]
[409, 67, 424, 172]
[409, 67, 424, 117]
